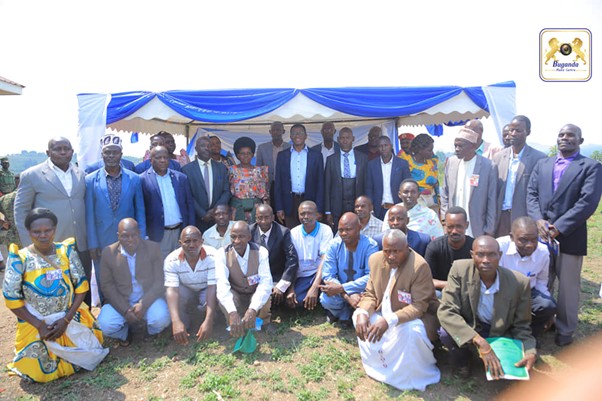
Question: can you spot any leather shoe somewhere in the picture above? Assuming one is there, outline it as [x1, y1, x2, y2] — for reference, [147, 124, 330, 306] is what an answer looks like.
[325, 310, 339, 324]
[555, 333, 573, 347]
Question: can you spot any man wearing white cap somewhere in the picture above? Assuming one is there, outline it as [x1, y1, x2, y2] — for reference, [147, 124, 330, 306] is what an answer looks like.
[85, 134, 146, 293]
[440, 128, 497, 238]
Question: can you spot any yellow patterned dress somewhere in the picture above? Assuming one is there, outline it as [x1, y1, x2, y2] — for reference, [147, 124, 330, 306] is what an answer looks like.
[3, 238, 104, 382]
[398, 153, 440, 207]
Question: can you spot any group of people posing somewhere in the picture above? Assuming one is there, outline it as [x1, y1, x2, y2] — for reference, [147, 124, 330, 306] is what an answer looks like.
[1, 116, 601, 391]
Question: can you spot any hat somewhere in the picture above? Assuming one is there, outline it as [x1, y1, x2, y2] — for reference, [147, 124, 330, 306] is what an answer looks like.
[455, 128, 479, 144]
[0, 157, 8, 162]
[100, 134, 122, 149]
[398, 133, 415, 140]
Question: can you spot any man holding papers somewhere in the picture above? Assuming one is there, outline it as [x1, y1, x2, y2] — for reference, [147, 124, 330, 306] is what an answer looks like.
[437, 236, 537, 379]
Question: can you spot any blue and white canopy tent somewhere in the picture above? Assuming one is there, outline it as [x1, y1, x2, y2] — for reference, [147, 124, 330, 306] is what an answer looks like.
[77, 82, 515, 169]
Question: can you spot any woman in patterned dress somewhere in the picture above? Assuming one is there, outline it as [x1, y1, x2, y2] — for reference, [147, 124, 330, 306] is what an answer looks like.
[3, 208, 107, 383]
[228, 137, 269, 223]
[398, 133, 440, 209]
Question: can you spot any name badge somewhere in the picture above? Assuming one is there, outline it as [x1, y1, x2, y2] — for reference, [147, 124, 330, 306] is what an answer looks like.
[247, 274, 260, 286]
[470, 174, 480, 187]
[397, 290, 412, 304]
[45, 269, 62, 281]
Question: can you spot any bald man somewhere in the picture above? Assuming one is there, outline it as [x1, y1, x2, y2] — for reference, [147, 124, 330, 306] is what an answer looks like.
[215, 221, 273, 337]
[497, 217, 556, 338]
[164, 226, 218, 344]
[354, 230, 440, 390]
[438, 236, 536, 379]
[373, 205, 430, 257]
[320, 212, 378, 324]
[98, 218, 170, 345]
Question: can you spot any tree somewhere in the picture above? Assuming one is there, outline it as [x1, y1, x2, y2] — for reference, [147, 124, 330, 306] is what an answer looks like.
[590, 150, 602, 163]
[548, 145, 558, 157]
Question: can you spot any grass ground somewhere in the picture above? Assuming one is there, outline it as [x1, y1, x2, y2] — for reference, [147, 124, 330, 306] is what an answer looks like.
[0, 203, 601, 401]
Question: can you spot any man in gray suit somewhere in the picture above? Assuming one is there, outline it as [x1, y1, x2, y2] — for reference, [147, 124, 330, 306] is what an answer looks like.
[311, 122, 340, 167]
[323, 127, 367, 229]
[441, 128, 497, 238]
[255, 121, 290, 210]
[493, 115, 546, 237]
[14, 137, 92, 305]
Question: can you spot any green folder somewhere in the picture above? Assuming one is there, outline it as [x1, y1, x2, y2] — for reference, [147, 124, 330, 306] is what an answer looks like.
[485, 337, 530, 381]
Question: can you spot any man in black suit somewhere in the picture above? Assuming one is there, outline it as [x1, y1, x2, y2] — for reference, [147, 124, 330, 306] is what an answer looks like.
[274, 124, 324, 228]
[527, 123, 602, 346]
[182, 136, 231, 233]
[324, 127, 368, 230]
[365, 136, 411, 219]
[311, 122, 340, 167]
[250, 204, 299, 307]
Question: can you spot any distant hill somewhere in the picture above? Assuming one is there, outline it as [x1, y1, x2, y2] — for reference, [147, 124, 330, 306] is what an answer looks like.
[3, 152, 142, 174]
[530, 142, 602, 157]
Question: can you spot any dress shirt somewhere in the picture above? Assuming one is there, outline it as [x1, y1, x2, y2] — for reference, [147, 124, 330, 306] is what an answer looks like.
[164, 246, 216, 291]
[340, 150, 357, 178]
[553, 152, 578, 192]
[502, 147, 525, 210]
[272, 142, 286, 169]
[477, 273, 500, 325]
[380, 157, 394, 204]
[290, 223, 334, 277]
[48, 159, 73, 196]
[497, 236, 551, 296]
[321, 145, 336, 166]
[104, 168, 123, 211]
[197, 158, 213, 201]
[202, 221, 235, 250]
[456, 156, 477, 237]
[215, 244, 273, 314]
[290, 146, 309, 194]
[257, 226, 291, 293]
[360, 214, 383, 239]
[120, 246, 144, 305]
[154, 169, 183, 226]
[355, 267, 399, 328]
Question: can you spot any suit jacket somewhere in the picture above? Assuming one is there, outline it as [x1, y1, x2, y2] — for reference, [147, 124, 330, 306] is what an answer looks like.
[249, 221, 299, 283]
[437, 260, 536, 355]
[181, 159, 231, 225]
[85, 168, 147, 250]
[14, 161, 88, 249]
[493, 145, 546, 226]
[139, 168, 195, 242]
[84, 159, 136, 174]
[527, 154, 602, 256]
[100, 240, 165, 316]
[372, 229, 431, 257]
[255, 141, 290, 183]
[365, 156, 411, 219]
[274, 147, 324, 213]
[358, 250, 440, 341]
[135, 158, 181, 174]
[311, 142, 340, 166]
[324, 149, 368, 217]
[441, 155, 497, 237]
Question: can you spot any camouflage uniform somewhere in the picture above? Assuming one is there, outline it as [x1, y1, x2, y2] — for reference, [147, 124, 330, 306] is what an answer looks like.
[0, 168, 16, 195]
[0, 191, 21, 248]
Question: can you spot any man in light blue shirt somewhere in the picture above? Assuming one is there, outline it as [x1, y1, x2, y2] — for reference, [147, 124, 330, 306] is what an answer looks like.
[320, 212, 378, 325]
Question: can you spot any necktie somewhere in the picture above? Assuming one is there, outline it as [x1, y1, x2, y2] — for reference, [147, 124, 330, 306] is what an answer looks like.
[203, 162, 211, 199]
[343, 153, 351, 178]
[260, 233, 267, 248]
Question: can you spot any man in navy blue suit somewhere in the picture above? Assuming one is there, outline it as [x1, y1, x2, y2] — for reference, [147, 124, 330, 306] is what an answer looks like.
[140, 146, 195, 258]
[135, 133, 182, 173]
[527, 123, 602, 346]
[274, 124, 324, 229]
[365, 136, 411, 219]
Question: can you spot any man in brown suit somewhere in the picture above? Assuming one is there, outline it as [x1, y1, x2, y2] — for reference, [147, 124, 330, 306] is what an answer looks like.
[97, 218, 170, 345]
[353, 229, 440, 391]
[215, 221, 273, 337]
[437, 236, 537, 379]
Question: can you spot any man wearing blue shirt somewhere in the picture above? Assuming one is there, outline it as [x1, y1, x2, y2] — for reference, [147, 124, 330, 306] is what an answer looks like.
[320, 212, 378, 325]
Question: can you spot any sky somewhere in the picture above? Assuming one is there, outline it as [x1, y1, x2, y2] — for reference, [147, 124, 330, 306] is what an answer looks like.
[1, 0, 601, 157]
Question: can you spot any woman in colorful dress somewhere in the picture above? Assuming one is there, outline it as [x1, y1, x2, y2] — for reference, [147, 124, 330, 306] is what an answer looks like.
[398, 133, 440, 210]
[228, 137, 269, 223]
[3, 208, 108, 383]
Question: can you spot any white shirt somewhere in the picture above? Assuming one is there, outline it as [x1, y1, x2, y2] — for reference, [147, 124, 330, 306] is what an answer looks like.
[290, 222, 334, 277]
[197, 158, 213, 202]
[215, 244, 273, 314]
[456, 156, 477, 237]
[258, 226, 290, 292]
[321, 144, 336, 166]
[202, 221, 235, 250]
[355, 267, 399, 328]
[497, 236, 551, 296]
[258, 226, 272, 247]
[380, 157, 394, 204]
[164, 245, 217, 291]
[339, 150, 357, 178]
[477, 272, 500, 324]
[48, 159, 73, 196]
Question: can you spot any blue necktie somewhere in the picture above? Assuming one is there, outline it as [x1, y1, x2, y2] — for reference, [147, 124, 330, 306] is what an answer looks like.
[343, 153, 351, 178]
